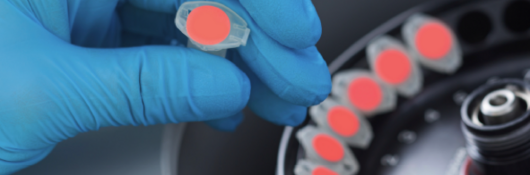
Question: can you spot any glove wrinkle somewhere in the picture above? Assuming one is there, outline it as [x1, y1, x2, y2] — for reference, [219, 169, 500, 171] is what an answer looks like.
[137, 49, 148, 126]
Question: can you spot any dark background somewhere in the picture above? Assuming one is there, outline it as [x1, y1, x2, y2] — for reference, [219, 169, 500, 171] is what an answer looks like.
[178, 0, 431, 174]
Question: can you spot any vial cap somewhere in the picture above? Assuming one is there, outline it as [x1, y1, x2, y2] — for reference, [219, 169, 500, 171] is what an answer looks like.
[312, 166, 339, 175]
[327, 106, 360, 137]
[347, 77, 383, 111]
[415, 22, 452, 60]
[312, 134, 344, 162]
[186, 5, 231, 45]
[374, 49, 412, 85]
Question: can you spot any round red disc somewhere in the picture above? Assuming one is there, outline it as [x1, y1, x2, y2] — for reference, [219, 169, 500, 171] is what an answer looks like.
[374, 49, 412, 85]
[186, 5, 231, 45]
[312, 134, 344, 162]
[415, 22, 453, 60]
[327, 106, 360, 137]
[312, 166, 339, 175]
[347, 77, 383, 112]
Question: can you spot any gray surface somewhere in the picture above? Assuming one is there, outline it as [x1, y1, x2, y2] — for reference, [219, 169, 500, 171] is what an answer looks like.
[15, 125, 165, 175]
[178, 109, 284, 175]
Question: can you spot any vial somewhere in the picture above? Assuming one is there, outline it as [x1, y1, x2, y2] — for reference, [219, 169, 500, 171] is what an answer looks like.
[175, 1, 251, 56]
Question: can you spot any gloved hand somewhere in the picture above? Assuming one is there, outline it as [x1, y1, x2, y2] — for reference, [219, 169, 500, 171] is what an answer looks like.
[0, 0, 330, 173]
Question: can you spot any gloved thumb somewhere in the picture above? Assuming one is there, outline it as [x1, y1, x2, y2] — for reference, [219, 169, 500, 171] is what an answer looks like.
[0, 43, 250, 155]
[61, 45, 251, 131]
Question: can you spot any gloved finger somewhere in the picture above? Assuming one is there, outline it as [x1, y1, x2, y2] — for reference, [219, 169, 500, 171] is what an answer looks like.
[238, 41, 331, 107]
[230, 51, 307, 126]
[7, 0, 122, 47]
[7, 0, 71, 42]
[247, 75, 308, 126]
[238, 0, 322, 49]
[207, 1, 330, 107]
[204, 112, 245, 132]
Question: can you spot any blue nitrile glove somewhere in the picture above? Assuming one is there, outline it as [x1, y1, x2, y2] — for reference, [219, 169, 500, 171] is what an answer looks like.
[0, 0, 330, 173]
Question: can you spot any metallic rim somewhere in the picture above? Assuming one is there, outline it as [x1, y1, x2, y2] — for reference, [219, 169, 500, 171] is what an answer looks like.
[471, 88, 530, 126]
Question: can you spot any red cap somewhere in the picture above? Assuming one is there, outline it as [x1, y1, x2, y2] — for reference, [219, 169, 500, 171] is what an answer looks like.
[415, 22, 453, 60]
[186, 5, 231, 45]
[347, 77, 383, 112]
[312, 134, 344, 162]
[327, 106, 360, 137]
[374, 49, 412, 85]
[312, 166, 339, 175]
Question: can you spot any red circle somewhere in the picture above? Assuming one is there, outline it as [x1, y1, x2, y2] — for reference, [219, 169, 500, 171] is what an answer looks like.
[347, 77, 383, 112]
[312, 166, 339, 175]
[415, 22, 453, 60]
[374, 49, 412, 85]
[327, 106, 360, 137]
[186, 5, 231, 45]
[312, 134, 344, 162]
